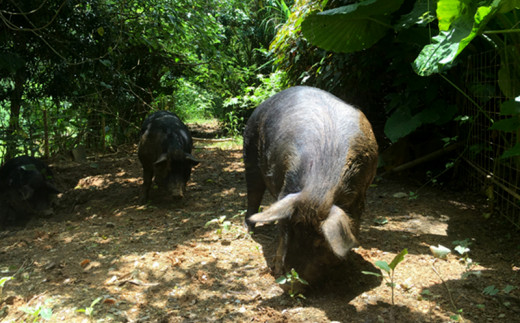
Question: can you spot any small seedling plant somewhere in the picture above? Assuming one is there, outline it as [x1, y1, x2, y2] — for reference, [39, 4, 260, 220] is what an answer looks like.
[452, 239, 480, 278]
[205, 215, 232, 236]
[205, 212, 245, 237]
[362, 248, 408, 305]
[0, 276, 13, 296]
[76, 296, 103, 319]
[20, 299, 53, 322]
[483, 284, 517, 297]
[276, 268, 309, 299]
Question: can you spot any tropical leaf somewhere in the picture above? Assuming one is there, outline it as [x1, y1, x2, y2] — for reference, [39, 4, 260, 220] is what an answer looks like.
[361, 270, 382, 277]
[498, 46, 520, 98]
[500, 98, 520, 115]
[395, 0, 437, 31]
[499, 0, 520, 12]
[384, 107, 422, 143]
[436, 0, 468, 31]
[375, 260, 391, 273]
[490, 117, 520, 132]
[500, 143, 520, 159]
[389, 248, 408, 270]
[384, 103, 456, 142]
[413, 15, 474, 75]
[301, 0, 404, 53]
[413, 0, 504, 76]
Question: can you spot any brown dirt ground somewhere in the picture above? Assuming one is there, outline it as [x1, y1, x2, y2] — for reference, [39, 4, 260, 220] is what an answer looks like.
[1, 123, 519, 323]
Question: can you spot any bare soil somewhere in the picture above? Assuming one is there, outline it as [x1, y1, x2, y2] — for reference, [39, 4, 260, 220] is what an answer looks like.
[1, 123, 519, 323]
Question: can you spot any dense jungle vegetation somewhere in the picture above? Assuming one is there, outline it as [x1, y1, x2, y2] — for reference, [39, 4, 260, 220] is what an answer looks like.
[1, 0, 519, 165]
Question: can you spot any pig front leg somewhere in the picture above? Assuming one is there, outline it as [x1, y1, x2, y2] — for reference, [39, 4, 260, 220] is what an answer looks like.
[244, 165, 266, 231]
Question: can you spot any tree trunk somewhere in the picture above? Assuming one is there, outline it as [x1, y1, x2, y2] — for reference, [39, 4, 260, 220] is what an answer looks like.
[43, 107, 50, 158]
[5, 68, 26, 160]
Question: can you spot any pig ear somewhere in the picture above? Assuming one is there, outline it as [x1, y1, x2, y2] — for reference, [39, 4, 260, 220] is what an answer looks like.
[185, 153, 200, 166]
[321, 205, 359, 258]
[248, 193, 300, 223]
[154, 153, 168, 165]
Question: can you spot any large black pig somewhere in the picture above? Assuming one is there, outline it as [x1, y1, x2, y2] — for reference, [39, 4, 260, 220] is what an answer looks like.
[0, 155, 60, 226]
[243, 86, 378, 286]
[138, 111, 199, 203]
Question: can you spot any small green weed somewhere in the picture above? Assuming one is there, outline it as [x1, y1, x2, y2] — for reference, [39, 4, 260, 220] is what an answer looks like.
[20, 299, 53, 322]
[452, 239, 480, 278]
[205, 215, 231, 235]
[483, 284, 517, 297]
[276, 268, 309, 299]
[204, 213, 243, 236]
[224, 110, 244, 137]
[76, 296, 103, 319]
[0, 276, 13, 296]
[450, 308, 464, 321]
[362, 248, 408, 305]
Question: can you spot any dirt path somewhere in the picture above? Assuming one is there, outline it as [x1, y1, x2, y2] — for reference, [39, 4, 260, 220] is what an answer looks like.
[1, 129, 519, 322]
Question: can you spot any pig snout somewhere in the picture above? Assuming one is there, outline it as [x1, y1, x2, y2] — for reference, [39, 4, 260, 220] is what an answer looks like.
[167, 182, 186, 198]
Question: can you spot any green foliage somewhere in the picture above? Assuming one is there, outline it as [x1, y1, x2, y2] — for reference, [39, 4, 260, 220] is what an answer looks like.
[483, 285, 500, 296]
[452, 239, 481, 278]
[413, 0, 513, 76]
[482, 284, 517, 296]
[270, 0, 325, 86]
[302, 0, 404, 52]
[384, 102, 457, 142]
[273, 0, 520, 148]
[221, 71, 286, 136]
[0, 276, 13, 296]
[408, 191, 419, 200]
[259, 0, 293, 44]
[362, 248, 408, 305]
[276, 268, 309, 299]
[498, 45, 520, 98]
[0, 0, 278, 159]
[488, 98, 520, 159]
[299, 0, 518, 77]
[154, 78, 216, 122]
[205, 215, 232, 236]
[396, 0, 438, 31]
[20, 299, 53, 322]
[76, 296, 103, 318]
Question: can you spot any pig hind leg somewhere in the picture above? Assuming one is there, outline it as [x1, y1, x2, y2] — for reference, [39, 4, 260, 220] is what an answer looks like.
[140, 167, 154, 204]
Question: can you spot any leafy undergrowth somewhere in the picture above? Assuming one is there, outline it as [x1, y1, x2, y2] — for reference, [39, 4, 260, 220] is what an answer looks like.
[1, 125, 519, 322]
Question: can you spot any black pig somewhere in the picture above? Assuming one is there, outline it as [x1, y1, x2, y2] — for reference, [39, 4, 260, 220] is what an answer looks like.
[243, 86, 378, 286]
[0, 155, 60, 226]
[138, 111, 199, 203]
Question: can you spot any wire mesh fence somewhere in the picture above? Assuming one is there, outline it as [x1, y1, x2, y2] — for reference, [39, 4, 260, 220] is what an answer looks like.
[462, 50, 520, 229]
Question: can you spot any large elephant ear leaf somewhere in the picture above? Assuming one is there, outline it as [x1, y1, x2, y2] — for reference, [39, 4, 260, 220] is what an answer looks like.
[413, 0, 506, 76]
[301, 0, 404, 53]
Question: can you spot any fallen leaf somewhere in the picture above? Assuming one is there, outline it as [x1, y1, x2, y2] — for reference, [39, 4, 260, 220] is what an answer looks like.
[80, 259, 91, 267]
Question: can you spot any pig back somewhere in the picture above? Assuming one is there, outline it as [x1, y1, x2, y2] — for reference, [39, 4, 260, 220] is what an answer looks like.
[245, 86, 378, 216]
[139, 111, 193, 154]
